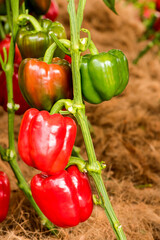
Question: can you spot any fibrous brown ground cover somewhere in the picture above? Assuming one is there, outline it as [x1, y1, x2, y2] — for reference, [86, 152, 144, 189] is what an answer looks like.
[0, 0, 160, 239]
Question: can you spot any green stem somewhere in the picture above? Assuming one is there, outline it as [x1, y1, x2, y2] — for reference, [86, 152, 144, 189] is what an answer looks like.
[68, 0, 83, 105]
[50, 33, 71, 55]
[76, 109, 98, 169]
[67, 0, 127, 239]
[0, 22, 6, 40]
[90, 173, 126, 240]
[6, 0, 12, 32]
[133, 41, 154, 64]
[0, 145, 6, 160]
[89, 41, 99, 55]
[21, 1, 26, 14]
[50, 99, 66, 114]
[17, 14, 42, 31]
[66, 156, 86, 172]
[43, 39, 71, 64]
[43, 42, 57, 64]
[77, 0, 87, 34]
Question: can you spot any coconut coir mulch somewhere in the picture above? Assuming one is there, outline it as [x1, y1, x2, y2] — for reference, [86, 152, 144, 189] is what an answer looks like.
[0, 0, 160, 239]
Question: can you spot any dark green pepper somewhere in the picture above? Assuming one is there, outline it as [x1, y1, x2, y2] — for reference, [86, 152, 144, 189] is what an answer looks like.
[16, 18, 66, 59]
[80, 49, 129, 104]
[25, 0, 51, 15]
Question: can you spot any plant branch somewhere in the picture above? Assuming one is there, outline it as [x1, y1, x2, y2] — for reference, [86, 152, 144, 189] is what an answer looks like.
[67, 0, 127, 239]
[77, 0, 87, 34]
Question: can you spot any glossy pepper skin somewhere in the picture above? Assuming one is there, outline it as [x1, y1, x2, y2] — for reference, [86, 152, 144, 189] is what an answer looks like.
[0, 64, 30, 115]
[25, 0, 51, 15]
[16, 19, 66, 59]
[18, 109, 77, 174]
[44, 0, 59, 22]
[31, 166, 93, 227]
[18, 57, 72, 111]
[0, 172, 10, 223]
[0, 35, 22, 69]
[80, 49, 129, 104]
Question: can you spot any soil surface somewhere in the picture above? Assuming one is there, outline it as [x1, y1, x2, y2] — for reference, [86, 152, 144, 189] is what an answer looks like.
[0, 0, 160, 239]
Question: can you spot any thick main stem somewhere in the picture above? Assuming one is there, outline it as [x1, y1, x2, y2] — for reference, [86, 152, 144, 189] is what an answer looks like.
[68, 0, 127, 239]
[68, 0, 82, 105]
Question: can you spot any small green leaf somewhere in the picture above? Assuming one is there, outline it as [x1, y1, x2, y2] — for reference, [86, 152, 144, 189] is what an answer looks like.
[103, 0, 117, 14]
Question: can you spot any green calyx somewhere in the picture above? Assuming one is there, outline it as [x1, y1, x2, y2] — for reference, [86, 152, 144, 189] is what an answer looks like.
[16, 16, 66, 59]
[80, 49, 129, 104]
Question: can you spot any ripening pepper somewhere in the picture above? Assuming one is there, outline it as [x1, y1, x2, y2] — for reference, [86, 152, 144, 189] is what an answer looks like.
[18, 109, 77, 174]
[16, 19, 66, 59]
[25, 0, 51, 15]
[44, 0, 59, 22]
[0, 172, 10, 223]
[0, 35, 22, 69]
[18, 57, 72, 111]
[0, 64, 30, 115]
[31, 165, 93, 227]
[80, 49, 129, 104]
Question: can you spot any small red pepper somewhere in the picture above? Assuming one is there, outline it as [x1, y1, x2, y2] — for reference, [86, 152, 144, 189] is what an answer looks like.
[31, 165, 93, 227]
[18, 109, 77, 174]
[0, 171, 10, 223]
[44, 0, 59, 22]
[0, 35, 22, 69]
[0, 64, 30, 115]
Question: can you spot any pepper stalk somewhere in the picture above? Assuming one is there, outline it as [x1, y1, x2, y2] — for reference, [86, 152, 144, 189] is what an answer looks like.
[67, 0, 127, 239]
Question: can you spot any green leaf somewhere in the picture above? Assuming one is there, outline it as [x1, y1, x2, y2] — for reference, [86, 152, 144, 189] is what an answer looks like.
[103, 0, 117, 14]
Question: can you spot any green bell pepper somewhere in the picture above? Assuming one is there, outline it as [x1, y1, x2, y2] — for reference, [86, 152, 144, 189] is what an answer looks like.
[80, 49, 129, 104]
[16, 18, 66, 59]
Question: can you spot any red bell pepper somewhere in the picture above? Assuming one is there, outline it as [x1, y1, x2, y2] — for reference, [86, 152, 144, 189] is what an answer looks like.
[31, 165, 93, 227]
[18, 109, 77, 174]
[0, 64, 30, 115]
[44, 0, 59, 22]
[0, 35, 22, 69]
[0, 171, 10, 222]
[18, 57, 72, 111]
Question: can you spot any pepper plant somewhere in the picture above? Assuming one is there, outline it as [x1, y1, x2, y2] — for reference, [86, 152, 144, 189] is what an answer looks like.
[0, 0, 129, 239]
